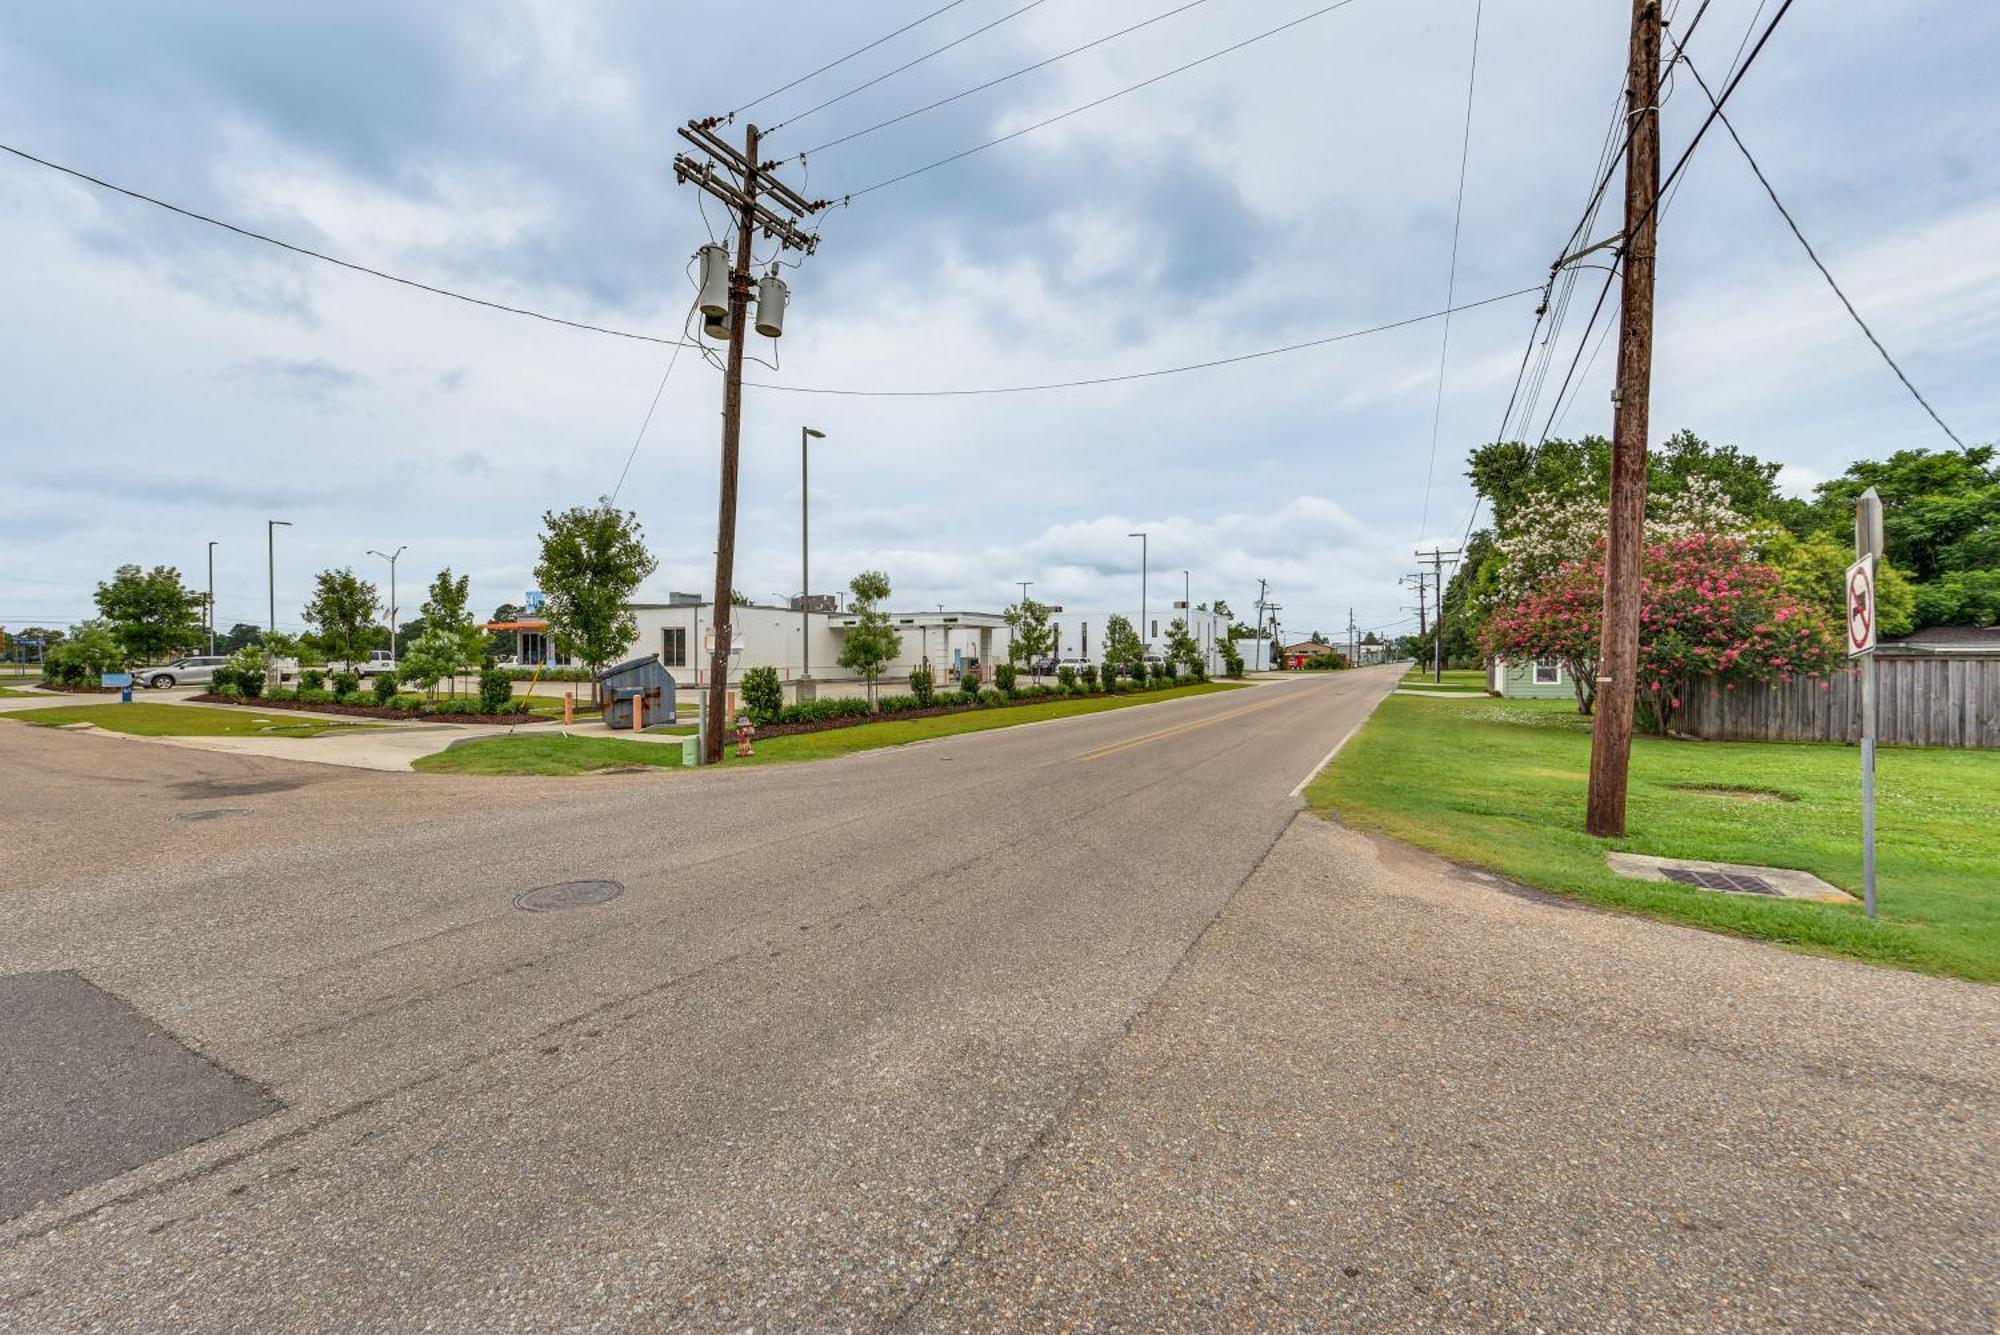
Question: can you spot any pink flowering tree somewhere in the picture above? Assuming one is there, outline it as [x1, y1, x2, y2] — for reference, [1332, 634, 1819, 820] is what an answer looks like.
[1485, 532, 1842, 733]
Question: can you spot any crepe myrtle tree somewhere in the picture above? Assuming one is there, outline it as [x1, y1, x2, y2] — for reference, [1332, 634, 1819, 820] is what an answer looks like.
[534, 502, 658, 705]
[1485, 532, 1841, 732]
[1165, 617, 1203, 679]
[1004, 597, 1058, 681]
[1101, 614, 1143, 682]
[836, 569, 901, 708]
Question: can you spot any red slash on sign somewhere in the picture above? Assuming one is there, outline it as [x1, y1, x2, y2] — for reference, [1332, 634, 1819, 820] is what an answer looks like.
[1845, 556, 1877, 657]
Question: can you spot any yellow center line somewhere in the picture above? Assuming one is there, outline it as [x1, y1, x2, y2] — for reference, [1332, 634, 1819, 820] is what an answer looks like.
[1072, 686, 1318, 762]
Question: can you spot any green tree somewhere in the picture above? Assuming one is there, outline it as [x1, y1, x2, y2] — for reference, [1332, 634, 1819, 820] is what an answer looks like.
[836, 569, 901, 707]
[43, 620, 123, 683]
[1101, 613, 1143, 679]
[1809, 445, 1998, 584]
[302, 568, 381, 669]
[216, 623, 263, 654]
[397, 628, 458, 699]
[421, 568, 486, 696]
[1164, 617, 1202, 678]
[487, 603, 523, 658]
[1211, 599, 1233, 620]
[93, 564, 204, 663]
[1756, 525, 1917, 639]
[1004, 597, 1058, 680]
[533, 503, 658, 702]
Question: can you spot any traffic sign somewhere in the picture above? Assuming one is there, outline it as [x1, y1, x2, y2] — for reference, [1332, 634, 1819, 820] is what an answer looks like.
[1846, 556, 1876, 658]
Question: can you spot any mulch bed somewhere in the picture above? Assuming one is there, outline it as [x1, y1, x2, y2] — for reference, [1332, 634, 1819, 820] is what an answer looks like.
[191, 693, 556, 726]
[26, 682, 119, 695]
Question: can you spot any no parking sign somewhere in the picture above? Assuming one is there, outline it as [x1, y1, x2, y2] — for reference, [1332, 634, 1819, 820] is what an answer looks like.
[1845, 556, 1876, 658]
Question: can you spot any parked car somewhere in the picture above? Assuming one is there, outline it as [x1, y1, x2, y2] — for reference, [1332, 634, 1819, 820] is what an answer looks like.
[140, 656, 228, 689]
[321, 650, 398, 677]
[1028, 656, 1059, 676]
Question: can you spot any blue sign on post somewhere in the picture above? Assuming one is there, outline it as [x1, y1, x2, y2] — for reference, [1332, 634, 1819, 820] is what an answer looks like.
[101, 671, 133, 702]
[524, 590, 545, 614]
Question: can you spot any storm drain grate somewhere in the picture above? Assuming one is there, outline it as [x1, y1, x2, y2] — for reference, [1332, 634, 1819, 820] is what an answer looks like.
[1662, 868, 1778, 895]
[515, 880, 625, 912]
[174, 808, 251, 822]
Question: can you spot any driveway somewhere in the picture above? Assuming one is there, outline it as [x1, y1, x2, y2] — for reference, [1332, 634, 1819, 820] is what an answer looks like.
[1, 665, 1991, 1330]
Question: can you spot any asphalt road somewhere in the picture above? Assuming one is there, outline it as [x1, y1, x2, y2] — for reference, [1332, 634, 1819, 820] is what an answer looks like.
[2, 666, 1993, 1331]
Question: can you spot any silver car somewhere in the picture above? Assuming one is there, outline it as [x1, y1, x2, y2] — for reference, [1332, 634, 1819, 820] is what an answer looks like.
[142, 656, 228, 689]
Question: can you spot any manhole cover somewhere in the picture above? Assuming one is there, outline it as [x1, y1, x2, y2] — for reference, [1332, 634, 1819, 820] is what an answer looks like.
[1662, 867, 1778, 895]
[174, 808, 251, 822]
[514, 880, 625, 912]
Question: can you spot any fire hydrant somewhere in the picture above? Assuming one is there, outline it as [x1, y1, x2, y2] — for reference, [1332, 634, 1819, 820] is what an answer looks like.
[734, 714, 756, 758]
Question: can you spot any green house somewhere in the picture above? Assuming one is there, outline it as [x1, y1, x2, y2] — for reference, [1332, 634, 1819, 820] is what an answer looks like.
[1490, 656, 1573, 700]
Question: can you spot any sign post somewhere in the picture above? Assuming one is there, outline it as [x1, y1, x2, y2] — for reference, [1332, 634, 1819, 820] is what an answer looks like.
[1850, 487, 1883, 919]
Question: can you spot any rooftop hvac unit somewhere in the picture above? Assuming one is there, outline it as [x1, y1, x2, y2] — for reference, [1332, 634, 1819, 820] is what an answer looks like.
[695, 243, 730, 320]
[754, 272, 789, 338]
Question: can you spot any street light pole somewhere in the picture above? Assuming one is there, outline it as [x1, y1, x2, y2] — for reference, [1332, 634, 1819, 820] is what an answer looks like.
[367, 545, 407, 661]
[801, 426, 825, 687]
[206, 541, 218, 655]
[1128, 531, 1148, 655]
[266, 520, 291, 638]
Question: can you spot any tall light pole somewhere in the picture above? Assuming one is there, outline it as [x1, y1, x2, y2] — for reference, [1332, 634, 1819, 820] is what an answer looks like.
[206, 540, 218, 655]
[367, 545, 406, 661]
[1128, 531, 1148, 656]
[801, 426, 825, 686]
[266, 520, 291, 639]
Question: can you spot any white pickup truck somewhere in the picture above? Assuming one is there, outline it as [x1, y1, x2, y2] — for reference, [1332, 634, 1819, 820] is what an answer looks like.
[316, 650, 398, 677]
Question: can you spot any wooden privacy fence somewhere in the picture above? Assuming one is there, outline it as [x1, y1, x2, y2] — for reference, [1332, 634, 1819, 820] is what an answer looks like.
[1675, 652, 2000, 748]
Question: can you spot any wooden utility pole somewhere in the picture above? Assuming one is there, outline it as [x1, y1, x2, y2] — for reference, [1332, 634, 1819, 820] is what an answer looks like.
[674, 119, 825, 762]
[1585, 0, 1662, 837]
[1413, 547, 1461, 683]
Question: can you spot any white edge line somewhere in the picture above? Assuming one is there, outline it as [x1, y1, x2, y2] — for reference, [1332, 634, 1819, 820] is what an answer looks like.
[1288, 708, 1371, 798]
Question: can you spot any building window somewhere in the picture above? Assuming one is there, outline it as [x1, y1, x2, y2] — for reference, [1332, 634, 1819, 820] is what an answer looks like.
[1081, 622, 1089, 657]
[1150, 619, 1158, 639]
[663, 626, 687, 667]
[1533, 657, 1561, 685]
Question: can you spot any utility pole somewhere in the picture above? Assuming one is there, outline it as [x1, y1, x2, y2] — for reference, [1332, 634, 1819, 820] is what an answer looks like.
[1586, 0, 1663, 838]
[1254, 577, 1269, 672]
[1347, 607, 1357, 666]
[1403, 572, 1430, 648]
[674, 118, 826, 762]
[267, 519, 291, 638]
[1413, 547, 1461, 683]
[801, 426, 825, 690]
[206, 540, 217, 655]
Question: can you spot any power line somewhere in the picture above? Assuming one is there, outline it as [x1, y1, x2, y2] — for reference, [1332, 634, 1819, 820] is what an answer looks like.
[793, 0, 1217, 157]
[837, 0, 1367, 200]
[727, 0, 976, 119]
[0, 142, 685, 347]
[746, 285, 1539, 397]
[769, 0, 1059, 134]
[1417, 0, 1483, 541]
[1674, 52, 1965, 448]
[608, 333, 691, 505]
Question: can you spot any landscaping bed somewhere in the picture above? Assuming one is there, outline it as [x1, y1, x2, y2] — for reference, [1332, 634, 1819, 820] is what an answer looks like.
[192, 692, 554, 726]
[29, 682, 119, 695]
[748, 680, 1227, 738]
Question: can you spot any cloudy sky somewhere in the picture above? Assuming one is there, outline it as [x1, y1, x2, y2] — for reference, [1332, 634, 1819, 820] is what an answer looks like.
[2, 1, 1993, 645]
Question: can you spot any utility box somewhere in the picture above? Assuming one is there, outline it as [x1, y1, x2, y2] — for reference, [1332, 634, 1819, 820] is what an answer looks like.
[595, 654, 676, 730]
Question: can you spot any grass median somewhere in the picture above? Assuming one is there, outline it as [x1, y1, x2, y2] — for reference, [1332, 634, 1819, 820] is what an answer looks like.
[1306, 692, 2000, 983]
[3, 702, 380, 738]
[417, 680, 1245, 775]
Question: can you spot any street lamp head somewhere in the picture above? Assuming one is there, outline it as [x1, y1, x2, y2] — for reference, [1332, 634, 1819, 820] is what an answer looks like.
[804, 426, 826, 439]
[270, 519, 291, 528]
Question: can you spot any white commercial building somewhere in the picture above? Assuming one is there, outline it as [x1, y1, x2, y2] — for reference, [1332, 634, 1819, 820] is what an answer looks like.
[621, 596, 1013, 698]
[1048, 606, 1231, 674]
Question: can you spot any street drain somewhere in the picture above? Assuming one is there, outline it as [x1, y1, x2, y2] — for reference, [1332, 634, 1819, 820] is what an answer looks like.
[1661, 867, 1778, 895]
[514, 880, 625, 912]
[174, 808, 251, 822]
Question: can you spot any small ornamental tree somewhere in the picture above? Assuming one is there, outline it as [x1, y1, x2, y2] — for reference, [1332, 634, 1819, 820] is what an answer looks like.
[836, 569, 900, 707]
[94, 564, 205, 663]
[1485, 532, 1841, 733]
[302, 567, 381, 670]
[1004, 598, 1058, 680]
[1102, 613, 1143, 681]
[420, 568, 486, 697]
[534, 503, 658, 703]
[741, 665, 783, 724]
[1164, 617, 1202, 679]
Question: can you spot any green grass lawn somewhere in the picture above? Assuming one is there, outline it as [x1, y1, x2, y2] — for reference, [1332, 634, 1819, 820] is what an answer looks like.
[3, 702, 381, 738]
[415, 733, 686, 775]
[420, 682, 1244, 774]
[1308, 692, 2000, 983]
[730, 681, 1244, 765]
[1399, 666, 1489, 693]
[0, 686, 48, 698]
